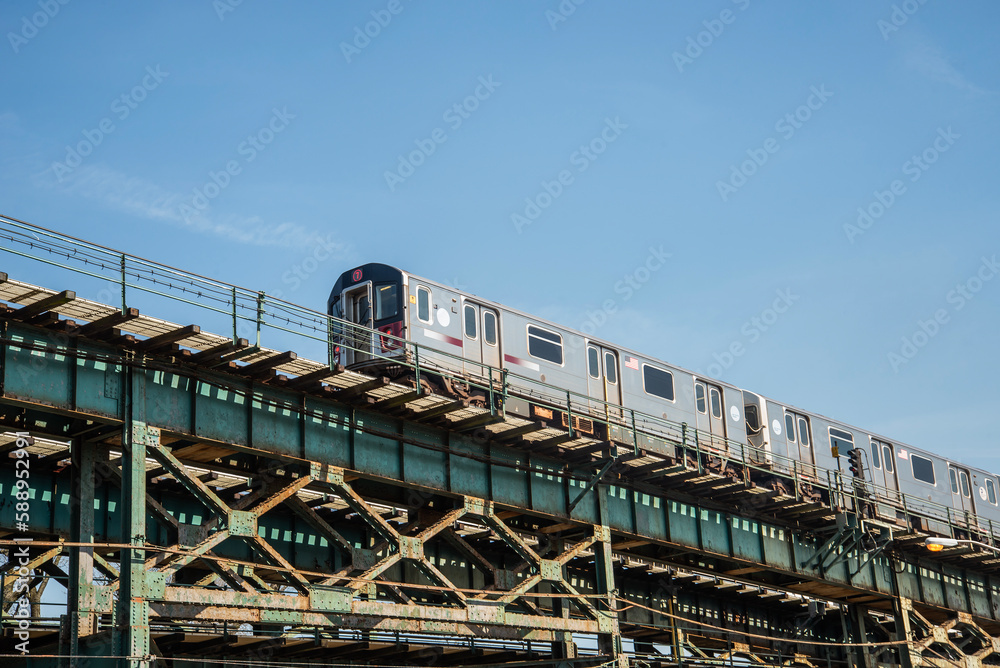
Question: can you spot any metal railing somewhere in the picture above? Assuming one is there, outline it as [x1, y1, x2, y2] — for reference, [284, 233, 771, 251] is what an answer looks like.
[1, 214, 997, 547]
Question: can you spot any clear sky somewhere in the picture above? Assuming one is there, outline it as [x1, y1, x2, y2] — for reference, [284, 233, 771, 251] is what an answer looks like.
[1, 2, 999, 471]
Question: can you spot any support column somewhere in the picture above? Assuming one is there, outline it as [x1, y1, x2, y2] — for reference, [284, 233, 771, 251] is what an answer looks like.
[595, 492, 626, 668]
[849, 604, 872, 668]
[67, 438, 98, 666]
[667, 584, 683, 667]
[893, 596, 916, 668]
[113, 363, 153, 668]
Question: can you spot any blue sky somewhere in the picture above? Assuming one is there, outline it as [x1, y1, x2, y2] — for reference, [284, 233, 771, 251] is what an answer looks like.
[1, 2, 999, 471]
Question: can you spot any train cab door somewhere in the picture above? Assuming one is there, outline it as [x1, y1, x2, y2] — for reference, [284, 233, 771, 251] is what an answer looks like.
[870, 438, 898, 496]
[784, 410, 815, 478]
[948, 464, 975, 519]
[694, 379, 727, 451]
[586, 344, 623, 423]
[461, 301, 501, 379]
[342, 282, 374, 365]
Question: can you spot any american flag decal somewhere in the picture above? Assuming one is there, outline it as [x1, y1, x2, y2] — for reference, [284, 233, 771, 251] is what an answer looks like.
[625, 357, 638, 370]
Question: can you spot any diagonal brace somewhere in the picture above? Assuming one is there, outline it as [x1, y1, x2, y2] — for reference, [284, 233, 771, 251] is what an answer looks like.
[247, 475, 313, 516]
[148, 443, 232, 519]
[332, 481, 400, 545]
[568, 457, 618, 513]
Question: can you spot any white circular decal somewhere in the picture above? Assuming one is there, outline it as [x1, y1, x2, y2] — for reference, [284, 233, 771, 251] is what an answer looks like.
[436, 308, 450, 327]
[772, 419, 782, 436]
[980, 487, 988, 501]
[730, 405, 739, 421]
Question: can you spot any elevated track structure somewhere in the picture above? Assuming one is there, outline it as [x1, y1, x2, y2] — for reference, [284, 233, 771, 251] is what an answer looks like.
[0, 217, 999, 667]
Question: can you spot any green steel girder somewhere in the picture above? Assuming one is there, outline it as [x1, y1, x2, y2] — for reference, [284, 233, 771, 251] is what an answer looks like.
[0, 533, 863, 661]
[5, 320, 1000, 648]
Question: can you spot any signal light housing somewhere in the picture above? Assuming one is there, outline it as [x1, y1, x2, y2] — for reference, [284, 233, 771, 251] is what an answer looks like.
[847, 448, 864, 477]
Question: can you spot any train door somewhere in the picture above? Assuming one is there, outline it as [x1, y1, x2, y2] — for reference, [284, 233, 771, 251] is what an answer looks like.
[948, 464, 975, 518]
[870, 438, 898, 496]
[694, 379, 727, 451]
[461, 301, 501, 378]
[784, 410, 815, 477]
[586, 344, 622, 422]
[742, 392, 768, 465]
[342, 282, 374, 365]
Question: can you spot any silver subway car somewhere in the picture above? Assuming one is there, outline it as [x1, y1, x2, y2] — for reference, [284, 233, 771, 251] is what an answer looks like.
[329, 263, 1000, 535]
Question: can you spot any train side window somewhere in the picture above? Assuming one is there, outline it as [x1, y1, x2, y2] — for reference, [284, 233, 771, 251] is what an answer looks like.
[417, 287, 431, 323]
[882, 445, 894, 474]
[870, 441, 881, 470]
[949, 468, 959, 494]
[785, 414, 796, 444]
[798, 418, 810, 447]
[604, 352, 618, 384]
[911, 454, 935, 485]
[960, 471, 971, 498]
[695, 383, 706, 414]
[527, 325, 563, 365]
[988, 479, 998, 505]
[642, 364, 674, 401]
[709, 388, 722, 419]
[587, 346, 600, 379]
[483, 311, 497, 346]
[830, 428, 853, 455]
[464, 305, 477, 340]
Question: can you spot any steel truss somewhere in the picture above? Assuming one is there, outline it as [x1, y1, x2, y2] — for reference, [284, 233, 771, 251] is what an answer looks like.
[0, 273, 1000, 666]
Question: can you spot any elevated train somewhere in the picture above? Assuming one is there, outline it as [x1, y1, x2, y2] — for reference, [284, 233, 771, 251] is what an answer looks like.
[329, 263, 998, 535]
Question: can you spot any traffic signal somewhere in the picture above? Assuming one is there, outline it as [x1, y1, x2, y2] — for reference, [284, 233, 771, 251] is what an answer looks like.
[847, 449, 864, 477]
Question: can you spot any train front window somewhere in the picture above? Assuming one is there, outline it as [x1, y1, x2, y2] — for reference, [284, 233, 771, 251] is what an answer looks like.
[354, 294, 371, 325]
[329, 296, 345, 341]
[374, 284, 398, 320]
